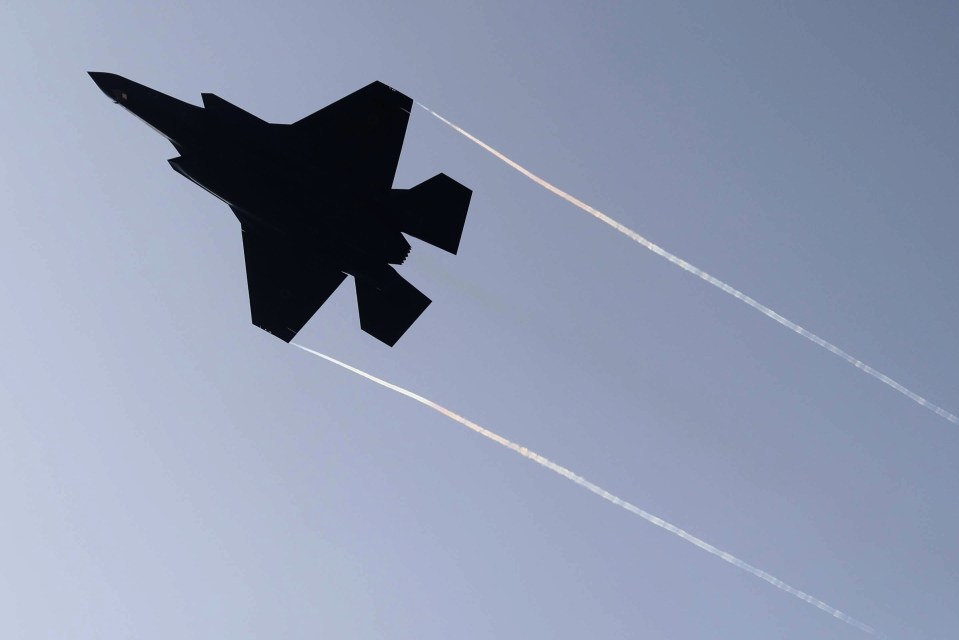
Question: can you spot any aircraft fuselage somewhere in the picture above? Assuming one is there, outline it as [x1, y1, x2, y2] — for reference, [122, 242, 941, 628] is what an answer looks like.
[89, 72, 410, 280]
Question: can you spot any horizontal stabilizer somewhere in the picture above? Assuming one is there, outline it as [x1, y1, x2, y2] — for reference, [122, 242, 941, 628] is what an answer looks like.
[393, 173, 472, 254]
[355, 269, 431, 346]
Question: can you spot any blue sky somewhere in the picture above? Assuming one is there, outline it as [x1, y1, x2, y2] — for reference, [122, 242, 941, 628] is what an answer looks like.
[3, 2, 957, 638]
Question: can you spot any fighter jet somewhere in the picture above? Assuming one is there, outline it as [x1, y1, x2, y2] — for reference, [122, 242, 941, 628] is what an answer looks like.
[89, 72, 471, 346]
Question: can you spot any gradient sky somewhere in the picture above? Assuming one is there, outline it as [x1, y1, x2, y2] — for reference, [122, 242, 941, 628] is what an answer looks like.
[3, 2, 958, 638]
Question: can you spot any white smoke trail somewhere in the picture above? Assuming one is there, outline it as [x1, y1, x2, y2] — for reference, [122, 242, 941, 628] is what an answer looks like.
[415, 103, 956, 426]
[292, 343, 877, 635]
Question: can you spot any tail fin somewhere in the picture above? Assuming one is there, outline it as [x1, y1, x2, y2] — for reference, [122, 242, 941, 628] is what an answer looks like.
[392, 173, 472, 254]
[355, 268, 431, 346]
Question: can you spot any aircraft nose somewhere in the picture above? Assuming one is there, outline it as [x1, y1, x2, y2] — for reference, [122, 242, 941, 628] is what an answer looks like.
[88, 71, 129, 103]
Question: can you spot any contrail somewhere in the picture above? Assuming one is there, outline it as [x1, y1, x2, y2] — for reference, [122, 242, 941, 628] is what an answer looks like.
[292, 343, 877, 635]
[415, 103, 956, 426]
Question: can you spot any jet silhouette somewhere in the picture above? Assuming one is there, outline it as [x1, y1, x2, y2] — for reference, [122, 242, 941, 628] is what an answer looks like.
[89, 72, 472, 346]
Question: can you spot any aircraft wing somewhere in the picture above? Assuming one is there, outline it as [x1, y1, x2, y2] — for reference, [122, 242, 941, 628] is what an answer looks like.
[289, 81, 412, 189]
[241, 226, 347, 342]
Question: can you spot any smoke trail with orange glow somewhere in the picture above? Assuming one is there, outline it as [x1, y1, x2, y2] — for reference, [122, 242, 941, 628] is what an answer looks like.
[415, 103, 955, 426]
[292, 343, 876, 635]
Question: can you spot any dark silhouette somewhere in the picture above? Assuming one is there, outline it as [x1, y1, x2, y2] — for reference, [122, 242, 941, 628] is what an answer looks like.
[89, 72, 472, 346]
